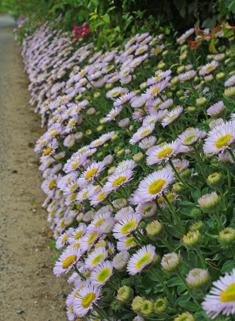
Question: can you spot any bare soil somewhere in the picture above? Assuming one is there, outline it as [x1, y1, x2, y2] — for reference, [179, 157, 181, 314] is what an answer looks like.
[0, 14, 70, 321]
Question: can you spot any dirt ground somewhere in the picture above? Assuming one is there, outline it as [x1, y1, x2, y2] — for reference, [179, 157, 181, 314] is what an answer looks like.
[0, 14, 70, 321]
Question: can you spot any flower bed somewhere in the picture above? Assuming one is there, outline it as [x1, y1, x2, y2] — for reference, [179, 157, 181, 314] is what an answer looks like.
[15, 19, 235, 321]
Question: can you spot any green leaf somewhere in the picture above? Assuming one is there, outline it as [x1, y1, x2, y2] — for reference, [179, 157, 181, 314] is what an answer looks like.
[102, 13, 110, 24]
[221, 260, 235, 273]
[51, 255, 59, 261]
[191, 188, 201, 202]
[179, 300, 198, 311]
[167, 277, 182, 287]
[180, 201, 195, 206]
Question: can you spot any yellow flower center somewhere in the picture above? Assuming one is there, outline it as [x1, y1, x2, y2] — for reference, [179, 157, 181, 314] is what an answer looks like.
[85, 168, 98, 180]
[135, 253, 151, 269]
[184, 135, 196, 144]
[74, 231, 83, 240]
[158, 196, 163, 204]
[111, 91, 119, 96]
[141, 129, 150, 137]
[155, 75, 163, 82]
[95, 140, 104, 146]
[157, 147, 173, 159]
[72, 160, 80, 169]
[44, 148, 52, 156]
[88, 232, 98, 245]
[91, 254, 105, 265]
[97, 267, 111, 283]
[49, 180, 56, 190]
[125, 237, 136, 247]
[50, 208, 55, 217]
[94, 186, 101, 192]
[70, 193, 77, 201]
[215, 134, 233, 149]
[221, 283, 235, 302]
[205, 64, 215, 72]
[94, 218, 105, 227]
[70, 184, 78, 192]
[167, 114, 176, 122]
[62, 234, 69, 243]
[72, 243, 81, 249]
[121, 220, 136, 234]
[151, 87, 161, 96]
[97, 191, 106, 200]
[153, 47, 161, 54]
[149, 179, 166, 195]
[167, 193, 175, 200]
[81, 292, 96, 308]
[62, 255, 77, 269]
[82, 190, 89, 198]
[112, 176, 126, 187]
[69, 119, 75, 128]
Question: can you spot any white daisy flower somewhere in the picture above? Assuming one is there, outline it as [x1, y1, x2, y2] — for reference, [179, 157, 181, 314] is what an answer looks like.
[139, 136, 156, 150]
[207, 101, 225, 117]
[117, 236, 137, 251]
[113, 251, 130, 270]
[85, 247, 108, 270]
[114, 206, 135, 222]
[147, 141, 184, 165]
[104, 168, 134, 193]
[202, 268, 235, 319]
[136, 201, 157, 218]
[103, 106, 123, 122]
[161, 106, 183, 127]
[73, 284, 101, 316]
[53, 246, 81, 276]
[203, 121, 235, 154]
[150, 45, 165, 56]
[90, 260, 113, 286]
[200, 60, 219, 75]
[113, 213, 142, 240]
[178, 127, 207, 146]
[127, 245, 156, 275]
[129, 124, 155, 145]
[78, 162, 105, 187]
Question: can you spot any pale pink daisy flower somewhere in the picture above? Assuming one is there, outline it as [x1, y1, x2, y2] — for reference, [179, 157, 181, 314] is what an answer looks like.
[106, 87, 128, 99]
[150, 45, 165, 56]
[103, 154, 114, 165]
[139, 136, 156, 150]
[114, 206, 135, 222]
[103, 106, 123, 122]
[142, 113, 159, 126]
[117, 235, 137, 251]
[120, 74, 132, 84]
[161, 106, 183, 127]
[225, 75, 235, 87]
[67, 224, 87, 244]
[90, 260, 113, 286]
[112, 198, 127, 209]
[129, 169, 175, 204]
[178, 70, 197, 82]
[114, 92, 136, 106]
[209, 118, 225, 129]
[207, 101, 225, 117]
[200, 60, 219, 75]
[129, 124, 155, 145]
[203, 121, 235, 154]
[53, 246, 81, 276]
[147, 141, 185, 165]
[73, 284, 101, 317]
[178, 127, 207, 146]
[127, 245, 156, 275]
[113, 213, 141, 239]
[161, 252, 181, 271]
[85, 247, 108, 270]
[130, 56, 143, 68]
[131, 96, 146, 108]
[177, 28, 194, 42]
[104, 168, 134, 193]
[63, 153, 87, 173]
[114, 160, 137, 173]
[159, 99, 174, 110]
[202, 268, 235, 319]
[142, 81, 167, 100]
[165, 159, 190, 173]
[118, 118, 130, 128]
[136, 201, 157, 218]
[186, 268, 210, 288]
[55, 227, 74, 249]
[147, 70, 171, 86]
[90, 188, 109, 206]
[113, 251, 130, 270]
[135, 44, 148, 55]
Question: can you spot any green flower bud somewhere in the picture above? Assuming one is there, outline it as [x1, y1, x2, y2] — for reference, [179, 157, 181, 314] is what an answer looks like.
[87, 107, 96, 115]
[216, 72, 225, 80]
[181, 44, 188, 52]
[97, 125, 103, 132]
[180, 168, 191, 179]
[85, 129, 92, 136]
[132, 296, 144, 313]
[101, 177, 107, 184]
[218, 45, 226, 52]
[151, 254, 161, 267]
[111, 299, 123, 311]
[133, 152, 144, 163]
[171, 76, 179, 85]
[186, 268, 210, 290]
[224, 86, 235, 98]
[99, 118, 105, 124]
[172, 182, 186, 193]
[190, 221, 203, 231]
[182, 230, 201, 249]
[158, 62, 166, 69]
[105, 83, 113, 89]
[75, 94, 83, 100]
[138, 221, 146, 229]
[117, 149, 125, 157]
[229, 70, 235, 76]
[101, 288, 112, 301]
[219, 227, 235, 246]
[190, 207, 202, 219]
[117, 286, 134, 303]
[146, 220, 163, 238]
[108, 166, 116, 175]
[162, 50, 169, 57]
[69, 203, 76, 210]
[176, 89, 184, 97]
[196, 97, 207, 106]
[166, 92, 173, 98]
[205, 74, 214, 83]
[161, 252, 181, 272]
[177, 65, 185, 73]
[174, 312, 195, 321]
[135, 89, 141, 95]
[198, 192, 221, 213]
[228, 62, 235, 69]
[193, 76, 200, 84]
[111, 133, 119, 141]
[153, 298, 167, 314]
[225, 58, 231, 65]
[180, 52, 187, 61]
[97, 151, 103, 159]
[179, 96, 186, 102]
[140, 300, 153, 317]
[171, 85, 177, 91]
[187, 106, 196, 113]
[94, 92, 101, 98]
[207, 172, 224, 188]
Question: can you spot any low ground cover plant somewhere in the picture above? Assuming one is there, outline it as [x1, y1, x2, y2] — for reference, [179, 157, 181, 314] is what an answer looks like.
[14, 18, 235, 321]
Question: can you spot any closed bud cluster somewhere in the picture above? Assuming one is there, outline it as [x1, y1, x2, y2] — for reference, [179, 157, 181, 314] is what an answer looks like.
[186, 268, 210, 290]
[207, 172, 224, 188]
[101, 288, 112, 302]
[153, 297, 167, 314]
[146, 220, 163, 238]
[219, 227, 235, 246]
[116, 286, 134, 303]
[190, 221, 203, 232]
[198, 192, 221, 213]
[111, 299, 123, 311]
[161, 252, 181, 272]
[174, 312, 195, 321]
[86, 129, 92, 136]
[190, 208, 202, 219]
[176, 89, 184, 97]
[182, 230, 201, 249]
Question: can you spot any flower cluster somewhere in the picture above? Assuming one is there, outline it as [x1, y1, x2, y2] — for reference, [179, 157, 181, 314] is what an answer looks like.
[15, 18, 235, 321]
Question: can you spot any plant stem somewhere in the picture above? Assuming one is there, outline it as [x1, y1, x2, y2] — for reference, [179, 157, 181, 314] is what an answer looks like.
[150, 269, 174, 300]
[162, 193, 185, 234]
[195, 248, 207, 269]
[192, 145, 206, 180]
[169, 159, 193, 190]
[94, 304, 112, 321]
[74, 267, 86, 280]
[161, 237, 175, 251]
[176, 271, 201, 307]
[214, 211, 223, 229]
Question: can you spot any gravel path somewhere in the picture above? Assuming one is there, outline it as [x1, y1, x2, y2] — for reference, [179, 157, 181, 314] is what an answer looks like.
[0, 14, 69, 321]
